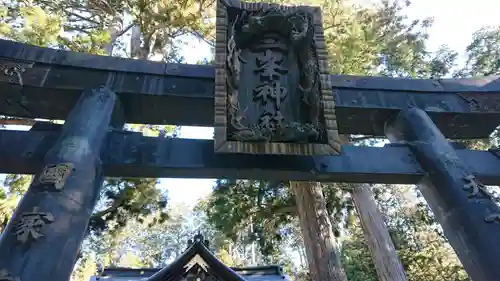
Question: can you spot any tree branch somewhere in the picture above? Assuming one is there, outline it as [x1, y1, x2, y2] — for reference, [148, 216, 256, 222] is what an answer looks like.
[66, 11, 100, 25]
[115, 22, 135, 38]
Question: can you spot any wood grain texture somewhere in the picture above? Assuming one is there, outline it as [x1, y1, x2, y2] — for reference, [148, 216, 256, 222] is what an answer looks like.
[292, 181, 348, 281]
[351, 184, 408, 281]
[214, 0, 229, 153]
[214, 1, 342, 156]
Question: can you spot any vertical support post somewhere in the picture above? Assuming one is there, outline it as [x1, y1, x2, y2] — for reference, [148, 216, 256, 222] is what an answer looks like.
[292, 181, 348, 281]
[0, 87, 121, 281]
[351, 184, 408, 281]
[385, 107, 500, 281]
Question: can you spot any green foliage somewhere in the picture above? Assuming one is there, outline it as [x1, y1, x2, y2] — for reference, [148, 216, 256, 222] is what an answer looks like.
[341, 220, 378, 281]
[83, 201, 229, 268]
[204, 180, 295, 258]
[375, 185, 471, 281]
[457, 26, 500, 77]
[70, 253, 98, 281]
[0, 3, 62, 46]
[203, 180, 353, 273]
[0, 174, 32, 231]
[89, 178, 168, 234]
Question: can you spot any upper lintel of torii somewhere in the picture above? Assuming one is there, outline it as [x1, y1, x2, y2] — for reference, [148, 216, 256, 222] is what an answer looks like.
[1, 37, 500, 140]
[90, 234, 289, 281]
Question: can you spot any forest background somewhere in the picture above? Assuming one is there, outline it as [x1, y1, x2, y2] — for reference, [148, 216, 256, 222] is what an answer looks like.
[1, 0, 500, 280]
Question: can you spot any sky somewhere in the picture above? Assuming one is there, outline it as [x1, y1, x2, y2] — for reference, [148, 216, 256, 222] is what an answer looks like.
[168, 0, 500, 207]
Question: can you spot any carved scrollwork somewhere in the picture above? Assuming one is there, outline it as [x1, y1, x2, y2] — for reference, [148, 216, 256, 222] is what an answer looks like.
[0, 59, 33, 86]
[225, 6, 324, 143]
[462, 175, 500, 223]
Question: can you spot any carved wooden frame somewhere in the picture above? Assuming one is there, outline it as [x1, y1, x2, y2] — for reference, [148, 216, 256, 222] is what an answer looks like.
[214, 0, 342, 155]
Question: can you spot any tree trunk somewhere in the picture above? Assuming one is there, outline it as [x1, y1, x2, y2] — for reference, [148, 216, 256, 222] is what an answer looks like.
[130, 24, 142, 59]
[103, 15, 124, 55]
[292, 181, 348, 281]
[351, 184, 408, 281]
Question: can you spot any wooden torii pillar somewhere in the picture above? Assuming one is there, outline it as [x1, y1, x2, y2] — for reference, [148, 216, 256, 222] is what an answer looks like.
[0, 87, 122, 281]
[386, 107, 500, 281]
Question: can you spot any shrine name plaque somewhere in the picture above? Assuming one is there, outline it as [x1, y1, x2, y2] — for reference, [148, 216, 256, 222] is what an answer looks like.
[214, 0, 342, 156]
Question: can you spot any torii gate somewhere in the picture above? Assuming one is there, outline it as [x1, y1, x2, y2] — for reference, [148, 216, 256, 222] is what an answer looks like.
[1, 1, 500, 281]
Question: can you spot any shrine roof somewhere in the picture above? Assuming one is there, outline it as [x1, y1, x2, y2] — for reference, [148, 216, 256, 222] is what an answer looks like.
[90, 234, 289, 281]
[91, 266, 288, 281]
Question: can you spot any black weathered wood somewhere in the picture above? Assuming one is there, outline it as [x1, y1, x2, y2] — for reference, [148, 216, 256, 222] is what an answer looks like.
[2, 39, 500, 138]
[1, 128, 500, 184]
[0, 88, 119, 281]
[3, 39, 500, 91]
[385, 107, 500, 281]
[335, 89, 500, 138]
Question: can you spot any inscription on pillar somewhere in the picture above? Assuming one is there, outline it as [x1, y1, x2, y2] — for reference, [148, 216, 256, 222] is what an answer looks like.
[35, 163, 74, 190]
[462, 175, 500, 223]
[14, 207, 54, 244]
[214, 1, 342, 156]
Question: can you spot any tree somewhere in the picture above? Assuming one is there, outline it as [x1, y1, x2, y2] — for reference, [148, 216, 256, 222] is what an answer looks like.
[30, 0, 215, 59]
[202, 180, 351, 271]
[456, 26, 500, 77]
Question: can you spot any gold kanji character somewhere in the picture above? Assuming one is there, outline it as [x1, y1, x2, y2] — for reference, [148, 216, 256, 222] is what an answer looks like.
[14, 207, 54, 244]
[37, 163, 74, 190]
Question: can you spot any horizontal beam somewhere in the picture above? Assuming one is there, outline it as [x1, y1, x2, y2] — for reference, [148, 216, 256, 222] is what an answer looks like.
[4, 39, 500, 91]
[2, 129, 500, 184]
[1, 39, 500, 138]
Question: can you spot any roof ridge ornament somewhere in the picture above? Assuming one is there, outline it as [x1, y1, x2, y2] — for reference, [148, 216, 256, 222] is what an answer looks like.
[188, 233, 210, 248]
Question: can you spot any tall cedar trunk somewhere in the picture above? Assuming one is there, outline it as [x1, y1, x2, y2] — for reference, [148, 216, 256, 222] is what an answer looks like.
[103, 16, 123, 55]
[130, 24, 142, 59]
[351, 184, 408, 281]
[292, 181, 348, 281]
[131, 24, 154, 60]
